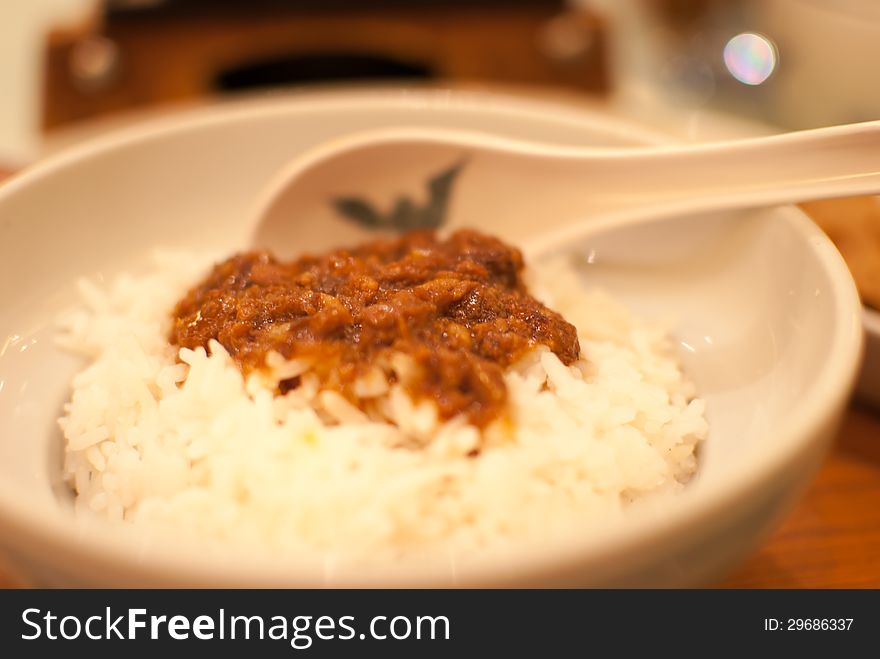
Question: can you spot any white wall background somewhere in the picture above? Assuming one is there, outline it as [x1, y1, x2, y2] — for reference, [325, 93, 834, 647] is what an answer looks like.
[0, 0, 96, 164]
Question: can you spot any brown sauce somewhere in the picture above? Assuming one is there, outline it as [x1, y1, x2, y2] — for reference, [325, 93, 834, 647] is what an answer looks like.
[170, 229, 580, 427]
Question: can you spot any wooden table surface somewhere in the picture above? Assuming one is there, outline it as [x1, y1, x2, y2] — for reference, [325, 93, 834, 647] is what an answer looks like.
[720, 404, 880, 588]
[0, 167, 878, 590]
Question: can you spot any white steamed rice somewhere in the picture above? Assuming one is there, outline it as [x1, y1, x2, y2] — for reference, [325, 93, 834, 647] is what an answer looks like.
[56, 249, 708, 563]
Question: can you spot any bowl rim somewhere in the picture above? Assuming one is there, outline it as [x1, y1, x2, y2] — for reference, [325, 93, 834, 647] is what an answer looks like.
[0, 87, 865, 586]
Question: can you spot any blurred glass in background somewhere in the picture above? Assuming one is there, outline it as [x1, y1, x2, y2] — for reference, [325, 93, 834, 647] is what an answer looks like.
[0, 0, 96, 163]
[586, 0, 880, 130]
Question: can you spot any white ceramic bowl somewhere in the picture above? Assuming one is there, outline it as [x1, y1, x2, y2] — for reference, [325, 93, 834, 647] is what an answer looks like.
[0, 89, 863, 587]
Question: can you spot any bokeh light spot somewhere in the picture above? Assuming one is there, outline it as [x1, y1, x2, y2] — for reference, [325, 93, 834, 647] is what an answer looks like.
[723, 33, 777, 85]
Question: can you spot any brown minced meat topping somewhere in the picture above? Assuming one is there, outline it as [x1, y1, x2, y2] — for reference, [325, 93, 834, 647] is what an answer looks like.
[170, 229, 580, 427]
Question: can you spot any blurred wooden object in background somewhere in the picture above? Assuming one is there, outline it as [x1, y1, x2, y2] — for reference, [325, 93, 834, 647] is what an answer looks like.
[801, 197, 880, 310]
[43, 0, 608, 131]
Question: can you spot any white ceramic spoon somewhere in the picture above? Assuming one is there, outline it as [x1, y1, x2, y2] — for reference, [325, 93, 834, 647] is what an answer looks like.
[250, 120, 880, 258]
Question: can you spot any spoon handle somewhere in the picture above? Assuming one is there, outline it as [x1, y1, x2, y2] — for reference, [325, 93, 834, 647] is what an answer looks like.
[576, 120, 880, 216]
